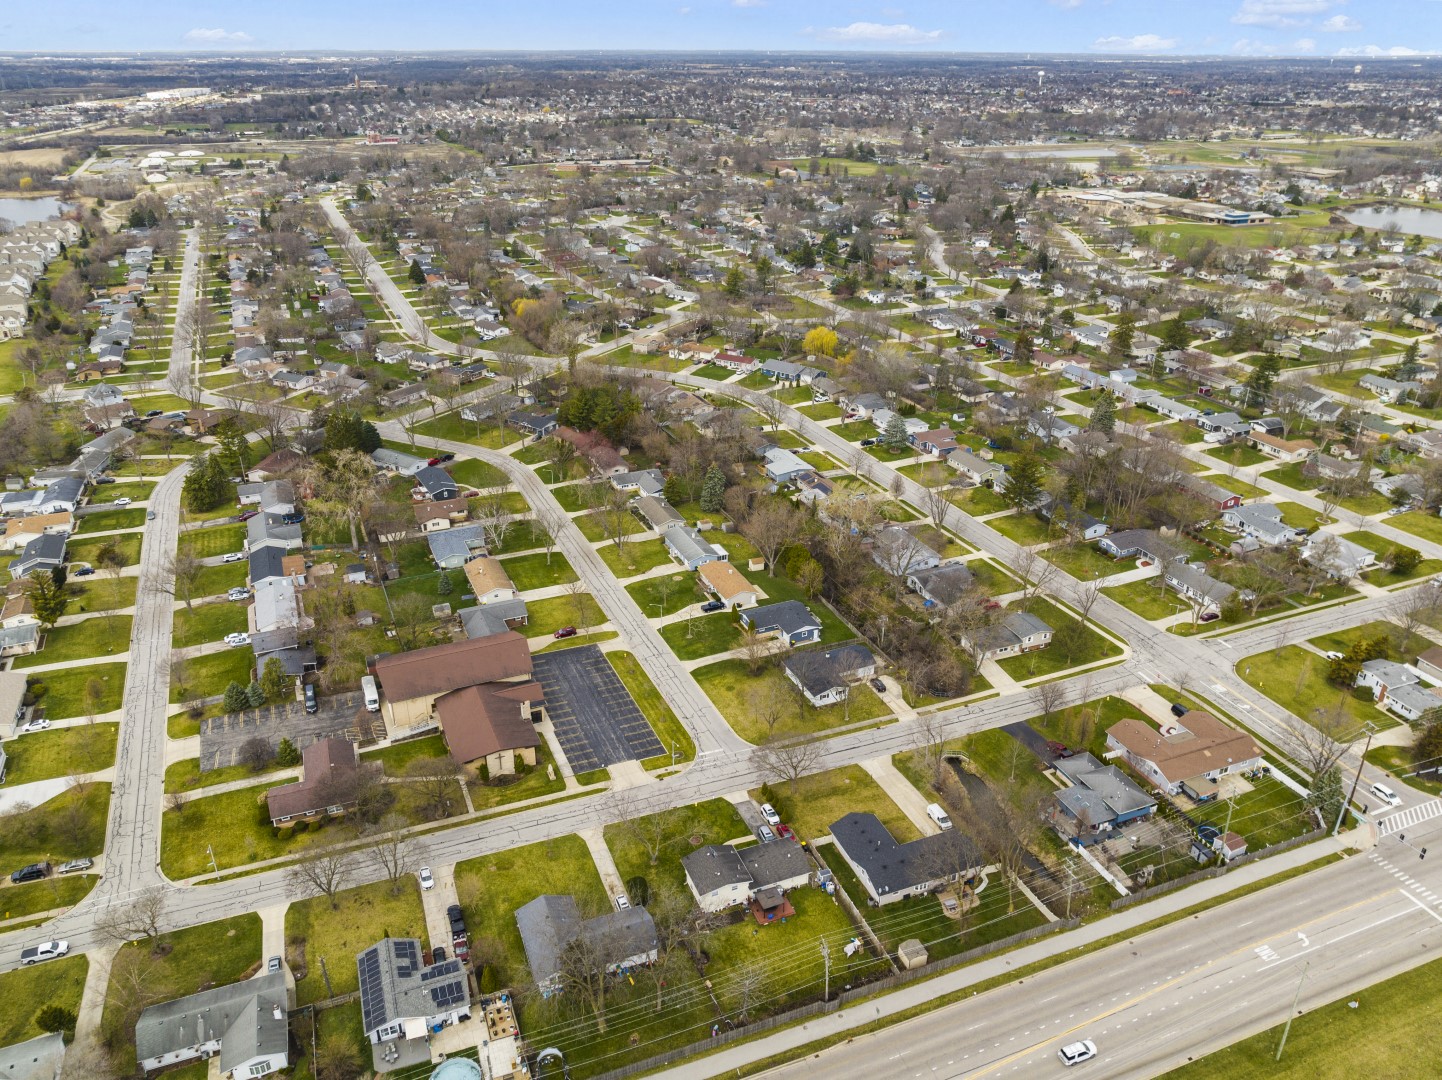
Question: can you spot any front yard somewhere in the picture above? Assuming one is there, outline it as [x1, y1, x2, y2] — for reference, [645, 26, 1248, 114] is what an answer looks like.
[288, 879, 428, 1006]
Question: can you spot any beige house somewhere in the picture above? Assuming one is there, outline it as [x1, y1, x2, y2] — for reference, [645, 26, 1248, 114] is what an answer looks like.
[0, 512, 73, 554]
[373, 631, 535, 734]
[435, 681, 544, 775]
[464, 556, 520, 604]
[697, 560, 759, 609]
[414, 498, 469, 532]
[1106, 710, 1262, 797]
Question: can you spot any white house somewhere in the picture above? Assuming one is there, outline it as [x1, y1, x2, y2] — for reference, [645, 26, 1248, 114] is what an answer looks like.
[134, 973, 288, 1078]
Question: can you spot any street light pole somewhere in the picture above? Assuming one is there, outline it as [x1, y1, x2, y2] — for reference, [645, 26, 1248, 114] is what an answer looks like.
[1274, 962, 1310, 1062]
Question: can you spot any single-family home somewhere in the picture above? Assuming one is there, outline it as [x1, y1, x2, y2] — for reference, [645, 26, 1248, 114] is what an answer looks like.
[413, 497, 469, 532]
[1164, 562, 1236, 616]
[1220, 503, 1302, 547]
[370, 448, 428, 477]
[763, 448, 812, 485]
[783, 644, 877, 706]
[509, 411, 559, 439]
[9, 533, 66, 581]
[948, 449, 1006, 489]
[412, 466, 459, 502]
[664, 527, 728, 572]
[1106, 711, 1263, 797]
[871, 526, 942, 577]
[910, 428, 958, 457]
[829, 812, 982, 906]
[1355, 658, 1420, 703]
[738, 601, 823, 647]
[1250, 433, 1316, 463]
[135, 973, 288, 1078]
[906, 563, 975, 608]
[1052, 752, 1157, 845]
[963, 611, 1053, 661]
[356, 939, 471, 1053]
[610, 469, 666, 497]
[1300, 534, 1377, 579]
[265, 738, 367, 826]
[682, 838, 811, 914]
[516, 896, 658, 995]
[634, 495, 685, 532]
[463, 556, 520, 605]
[696, 560, 758, 610]
[1178, 474, 1243, 512]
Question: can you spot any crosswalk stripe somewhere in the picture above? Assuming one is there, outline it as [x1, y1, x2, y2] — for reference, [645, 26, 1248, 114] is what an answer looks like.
[1378, 800, 1442, 835]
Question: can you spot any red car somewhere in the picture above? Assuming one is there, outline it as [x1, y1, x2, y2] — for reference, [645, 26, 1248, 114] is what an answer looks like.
[238, 510, 260, 521]
[553, 626, 578, 639]
[428, 457, 442, 466]
[777, 824, 795, 840]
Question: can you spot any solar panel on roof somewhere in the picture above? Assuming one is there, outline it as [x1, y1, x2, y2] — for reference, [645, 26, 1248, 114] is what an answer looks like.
[420, 959, 461, 983]
[428, 979, 466, 1008]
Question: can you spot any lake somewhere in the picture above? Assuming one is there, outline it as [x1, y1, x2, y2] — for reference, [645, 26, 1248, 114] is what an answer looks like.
[1340, 204, 1442, 241]
[0, 196, 70, 226]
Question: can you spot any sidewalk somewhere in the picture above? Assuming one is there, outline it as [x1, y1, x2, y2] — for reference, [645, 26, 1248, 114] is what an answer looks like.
[859, 755, 938, 836]
[656, 831, 1360, 1078]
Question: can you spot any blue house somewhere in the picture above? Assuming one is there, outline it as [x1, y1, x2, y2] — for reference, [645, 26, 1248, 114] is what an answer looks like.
[763, 448, 812, 484]
[738, 601, 822, 647]
[1052, 752, 1156, 845]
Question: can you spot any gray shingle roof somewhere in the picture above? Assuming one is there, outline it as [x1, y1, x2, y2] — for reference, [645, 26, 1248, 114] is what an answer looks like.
[134, 972, 288, 1071]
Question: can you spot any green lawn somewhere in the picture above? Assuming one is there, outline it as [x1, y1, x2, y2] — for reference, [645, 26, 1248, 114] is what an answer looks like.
[1267, 462, 1321, 492]
[1102, 578, 1190, 621]
[798, 402, 844, 420]
[1189, 776, 1313, 849]
[288, 880, 428, 1006]
[607, 651, 696, 768]
[535, 630, 619, 653]
[164, 758, 280, 794]
[1237, 646, 1393, 734]
[1043, 541, 1127, 581]
[412, 411, 522, 449]
[988, 512, 1056, 547]
[178, 522, 246, 560]
[360, 733, 449, 775]
[0, 782, 110, 867]
[448, 457, 510, 490]
[190, 561, 248, 598]
[172, 601, 248, 648]
[575, 510, 645, 543]
[995, 598, 1123, 680]
[1386, 510, 1442, 546]
[469, 744, 568, 810]
[67, 533, 141, 568]
[74, 507, 147, 534]
[898, 461, 956, 487]
[454, 834, 607, 983]
[29, 662, 126, 719]
[659, 611, 742, 659]
[520, 594, 606, 637]
[1204, 444, 1270, 469]
[500, 552, 577, 591]
[2, 723, 117, 785]
[0, 954, 86, 1049]
[1306, 620, 1431, 661]
[15, 616, 133, 668]
[0, 872, 97, 921]
[754, 764, 918, 845]
[603, 798, 747, 895]
[1026, 695, 1154, 761]
[950, 485, 1012, 516]
[695, 657, 888, 742]
[170, 648, 254, 703]
[596, 537, 673, 578]
[67, 575, 138, 611]
[1165, 951, 1442, 1080]
[1366, 745, 1442, 796]
[626, 573, 707, 617]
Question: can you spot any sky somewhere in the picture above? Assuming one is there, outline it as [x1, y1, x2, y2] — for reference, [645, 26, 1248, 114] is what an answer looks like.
[3, 0, 1438, 58]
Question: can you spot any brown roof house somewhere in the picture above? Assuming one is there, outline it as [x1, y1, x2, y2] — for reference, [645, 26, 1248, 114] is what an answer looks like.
[463, 556, 520, 605]
[373, 630, 538, 737]
[697, 559, 758, 610]
[265, 738, 372, 826]
[1106, 710, 1263, 797]
[414, 497, 469, 533]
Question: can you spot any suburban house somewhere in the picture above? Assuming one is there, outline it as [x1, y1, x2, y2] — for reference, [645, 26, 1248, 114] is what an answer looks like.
[1249, 433, 1316, 463]
[246, 514, 304, 554]
[1051, 752, 1157, 845]
[135, 973, 289, 1078]
[434, 679, 544, 775]
[910, 427, 958, 457]
[1106, 710, 1263, 797]
[964, 611, 1053, 661]
[1220, 504, 1302, 548]
[906, 563, 975, 608]
[948, 449, 1006, 489]
[373, 631, 538, 735]
[459, 597, 529, 639]
[1300, 534, 1377, 579]
[664, 527, 728, 571]
[357, 939, 471, 1058]
[8, 533, 66, 581]
[1178, 474, 1243, 512]
[871, 527, 942, 577]
[634, 494, 685, 532]
[1099, 529, 1185, 566]
[682, 838, 811, 913]
[697, 560, 759, 609]
[739, 601, 823, 647]
[509, 411, 559, 439]
[412, 466, 460, 502]
[783, 645, 877, 706]
[413, 498, 470, 532]
[1355, 658, 1420, 704]
[515, 896, 658, 995]
[1163, 562, 1237, 616]
[0, 512, 72, 554]
[611, 468, 666, 497]
[829, 812, 982, 906]
[370, 448, 429, 477]
[1036, 495, 1107, 540]
[763, 448, 812, 485]
[265, 738, 368, 826]
[463, 556, 520, 605]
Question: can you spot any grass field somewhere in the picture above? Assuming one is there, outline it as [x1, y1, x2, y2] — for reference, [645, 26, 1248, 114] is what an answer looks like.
[501, 552, 577, 591]
[29, 662, 126, 719]
[753, 763, 918, 845]
[172, 601, 249, 647]
[0, 782, 110, 867]
[596, 537, 673, 578]
[0, 954, 86, 1049]
[2, 723, 117, 784]
[695, 657, 888, 742]
[0, 871, 96, 921]
[288, 879, 428, 1006]
[603, 798, 747, 894]
[607, 651, 696, 767]
[178, 522, 246, 560]
[1101, 577, 1189, 621]
[15, 616, 133, 668]
[520, 594, 606, 637]
[170, 648, 253, 703]
[1238, 646, 1394, 733]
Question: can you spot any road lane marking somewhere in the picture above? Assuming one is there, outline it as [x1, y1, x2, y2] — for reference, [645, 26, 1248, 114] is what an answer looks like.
[1400, 889, 1442, 923]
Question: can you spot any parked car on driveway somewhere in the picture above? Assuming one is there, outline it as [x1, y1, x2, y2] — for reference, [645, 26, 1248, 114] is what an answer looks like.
[758, 825, 776, 843]
[57, 858, 93, 874]
[17, 718, 50, 734]
[228, 587, 250, 601]
[869, 677, 886, 693]
[267, 955, 283, 974]
[73, 566, 95, 576]
[223, 632, 250, 647]
[113, 497, 131, 506]
[418, 866, 434, 890]
[238, 510, 260, 521]
[760, 803, 781, 826]
[222, 552, 245, 563]
[699, 600, 725, 613]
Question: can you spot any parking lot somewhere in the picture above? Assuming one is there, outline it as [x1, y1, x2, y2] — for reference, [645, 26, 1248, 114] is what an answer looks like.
[532, 646, 664, 773]
[198, 690, 369, 770]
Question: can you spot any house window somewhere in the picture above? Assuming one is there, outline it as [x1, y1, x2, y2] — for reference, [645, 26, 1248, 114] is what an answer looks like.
[248, 1063, 273, 1077]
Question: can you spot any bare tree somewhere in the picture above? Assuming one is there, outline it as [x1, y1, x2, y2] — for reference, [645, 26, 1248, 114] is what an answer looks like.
[1031, 679, 1070, 728]
[752, 736, 825, 797]
[1290, 699, 1352, 780]
[553, 895, 633, 1032]
[921, 483, 952, 532]
[739, 626, 770, 676]
[913, 708, 951, 791]
[533, 508, 565, 565]
[608, 792, 687, 868]
[287, 844, 354, 908]
[728, 960, 768, 1022]
[471, 490, 516, 552]
[1071, 577, 1104, 634]
[740, 501, 805, 577]
[364, 812, 422, 893]
[162, 551, 205, 612]
[755, 390, 786, 432]
[94, 887, 168, 948]
[1013, 547, 1059, 605]
[403, 754, 465, 820]
[756, 677, 790, 739]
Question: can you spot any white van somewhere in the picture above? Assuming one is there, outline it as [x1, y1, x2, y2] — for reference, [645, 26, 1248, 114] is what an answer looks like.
[1371, 782, 1402, 808]
[926, 803, 953, 830]
[361, 675, 380, 713]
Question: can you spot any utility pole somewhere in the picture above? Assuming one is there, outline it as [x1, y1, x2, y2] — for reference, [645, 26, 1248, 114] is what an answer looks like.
[205, 844, 218, 875]
[1275, 962, 1309, 1062]
[1334, 721, 1376, 836]
[820, 941, 831, 1002]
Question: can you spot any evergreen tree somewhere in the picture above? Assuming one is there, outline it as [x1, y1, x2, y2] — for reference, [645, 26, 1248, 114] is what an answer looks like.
[723, 265, 746, 298]
[275, 737, 301, 766]
[1110, 312, 1137, 358]
[1161, 318, 1190, 352]
[1003, 452, 1046, 510]
[260, 658, 292, 704]
[1245, 351, 1281, 409]
[24, 572, 67, 629]
[881, 413, 909, 451]
[1013, 333, 1034, 364]
[1089, 393, 1117, 434]
[437, 570, 454, 596]
[182, 453, 230, 513]
[222, 681, 249, 713]
[245, 681, 266, 709]
[1306, 765, 1345, 829]
[214, 422, 250, 476]
[700, 463, 728, 512]
[324, 409, 382, 453]
[408, 259, 426, 286]
[663, 474, 685, 505]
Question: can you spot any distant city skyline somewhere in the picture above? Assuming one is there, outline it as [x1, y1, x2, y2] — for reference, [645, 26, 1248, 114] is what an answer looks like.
[2, 0, 1437, 59]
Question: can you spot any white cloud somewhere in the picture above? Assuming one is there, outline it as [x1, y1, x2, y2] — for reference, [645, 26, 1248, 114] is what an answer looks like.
[677, 5, 691, 12]
[817, 21, 945, 44]
[1320, 13, 1361, 30]
[1294, 37, 1317, 51]
[1048, 0, 1085, 8]
[183, 27, 253, 43]
[1336, 43, 1426, 55]
[1231, 0, 1336, 29]
[1092, 33, 1178, 52]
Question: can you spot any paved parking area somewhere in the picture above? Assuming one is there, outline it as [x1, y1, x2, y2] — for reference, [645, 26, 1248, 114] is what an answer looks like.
[198, 691, 367, 770]
[532, 646, 663, 772]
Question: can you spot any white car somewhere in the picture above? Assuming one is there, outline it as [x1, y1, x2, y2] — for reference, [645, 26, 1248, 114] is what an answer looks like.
[223, 632, 250, 647]
[228, 588, 250, 602]
[760, 803, 781, 827]
[1058, 1040, 1097, 1067]
[418, 866, 434, 890]
[221, 552, 245, 563]
[17, 718, 51, 734]
[113, 497, 132, 506]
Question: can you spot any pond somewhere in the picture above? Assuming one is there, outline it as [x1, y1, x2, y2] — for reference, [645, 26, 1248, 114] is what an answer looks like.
[1340, 204, 1442, 242]
[0, 196, 70, 226]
